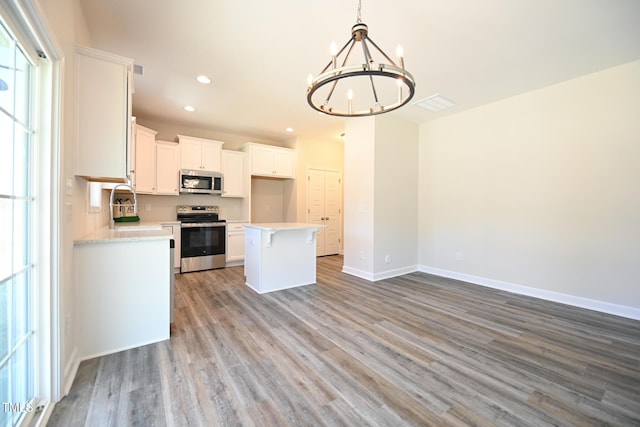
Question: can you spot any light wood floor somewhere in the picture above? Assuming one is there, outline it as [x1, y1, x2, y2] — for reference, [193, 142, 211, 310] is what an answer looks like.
[48, 255, 640, 426]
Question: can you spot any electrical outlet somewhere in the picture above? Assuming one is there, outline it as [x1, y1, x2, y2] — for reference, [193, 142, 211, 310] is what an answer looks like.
[385, 254, 392, 264]
[145, 203, 151, 211]
[456, 252, 463, 262]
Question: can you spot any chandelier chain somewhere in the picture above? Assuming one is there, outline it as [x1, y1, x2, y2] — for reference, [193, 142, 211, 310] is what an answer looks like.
[356, 0, 362, 23]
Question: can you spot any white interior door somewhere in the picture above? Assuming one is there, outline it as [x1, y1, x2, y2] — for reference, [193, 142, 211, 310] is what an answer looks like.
[307, 169, 342, 256]
[323, 171, 341, 255]
[308, 169, 326, 254]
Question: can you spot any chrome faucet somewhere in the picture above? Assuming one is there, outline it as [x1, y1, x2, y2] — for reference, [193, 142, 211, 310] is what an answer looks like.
[109, 183, 138, 229]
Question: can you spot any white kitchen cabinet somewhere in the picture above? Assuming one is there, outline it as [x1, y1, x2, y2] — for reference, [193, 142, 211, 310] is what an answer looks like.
[155, 141, 180, 195]
[226, 223, 247, 264]
[221, 150, 245, 198]
[178, 135, 224, 172]
[75, 45, 133, 182]
[161, 222, 182, 271]
[243, 143, 295, 178]
[132, 125, 157, 193]
[133, 127, 179, 195]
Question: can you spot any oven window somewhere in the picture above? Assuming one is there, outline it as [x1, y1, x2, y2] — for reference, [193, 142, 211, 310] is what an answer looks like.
[181, 174, 213, 191]
[181, 226, 225, 258]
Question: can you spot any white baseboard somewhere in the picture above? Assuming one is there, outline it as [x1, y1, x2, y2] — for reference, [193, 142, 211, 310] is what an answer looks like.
[372, 265, 419, 281]
[419, 265, 640, 321]
[342, 266, 375, 281]
[342, 265, 419, 282]
[62, 346, 79, 396]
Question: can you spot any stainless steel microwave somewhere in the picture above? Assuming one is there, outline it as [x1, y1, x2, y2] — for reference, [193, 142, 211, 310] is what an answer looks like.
[179, 170, 223, 195]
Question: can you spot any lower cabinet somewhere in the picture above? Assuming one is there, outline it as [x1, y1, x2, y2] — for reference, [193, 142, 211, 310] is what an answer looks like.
[226, 223, 246, 264]
[161, 222, 181, 271]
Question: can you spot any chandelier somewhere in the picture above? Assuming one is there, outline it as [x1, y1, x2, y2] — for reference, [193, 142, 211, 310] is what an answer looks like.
[306, 0, 416, 117]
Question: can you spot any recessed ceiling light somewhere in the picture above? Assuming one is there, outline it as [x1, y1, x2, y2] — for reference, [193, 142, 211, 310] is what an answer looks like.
[196, 75, 211, 84]
[184, 105, 195, 112]
[414, 94, 456, 112]
[285, 128, 294, 133]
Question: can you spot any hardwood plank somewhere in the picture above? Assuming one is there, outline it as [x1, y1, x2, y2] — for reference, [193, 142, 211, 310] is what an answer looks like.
[48, 255, 640, 426]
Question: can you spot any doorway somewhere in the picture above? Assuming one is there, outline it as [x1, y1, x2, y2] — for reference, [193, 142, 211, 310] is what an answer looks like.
[307, 169, 342, 256]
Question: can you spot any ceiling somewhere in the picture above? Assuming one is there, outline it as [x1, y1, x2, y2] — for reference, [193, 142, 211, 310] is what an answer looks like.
[77, 0, 640, 143]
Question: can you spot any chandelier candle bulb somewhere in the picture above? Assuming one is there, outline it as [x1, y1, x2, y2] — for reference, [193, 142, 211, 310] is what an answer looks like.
[397, 45, 405, 69]
[348, 89, 353, 114]
[330, 42, 338, 68]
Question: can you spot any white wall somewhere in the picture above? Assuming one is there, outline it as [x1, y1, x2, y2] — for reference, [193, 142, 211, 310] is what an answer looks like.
[419, 60, 640, 317]
[343, 118, 376, 276]
[343, 116, 419, 280]
[374, 116, 419, 277]
[251, 178, 286, 222]
[38, 0, 92, 395]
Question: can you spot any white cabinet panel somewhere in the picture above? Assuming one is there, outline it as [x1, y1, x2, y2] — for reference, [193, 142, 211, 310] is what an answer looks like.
[179, 139, 202, 171]
[243, 143, 295, 178]
[75, 239, 169, 359]
[178, 135, 224, 172]
[155, 142, 180, 195]
[75, 46, 133, 182]
[161, 223, 181, 269]
[133, 125, 157, 194]
[226, 223, 246, 263]
[221, 150, 244, 198]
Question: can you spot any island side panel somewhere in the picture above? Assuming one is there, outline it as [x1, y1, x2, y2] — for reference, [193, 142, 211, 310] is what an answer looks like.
[76, 238, 170, 359]
[245, 226, 318, 293]
[244, 226, 263, 291]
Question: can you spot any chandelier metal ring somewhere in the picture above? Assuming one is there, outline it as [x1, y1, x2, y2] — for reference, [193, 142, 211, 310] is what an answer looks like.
[307, 66, 416, 117]
[306, 2, 416, 117]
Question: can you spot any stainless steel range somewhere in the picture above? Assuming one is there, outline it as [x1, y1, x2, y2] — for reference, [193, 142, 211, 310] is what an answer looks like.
[177, 205, 226, 273]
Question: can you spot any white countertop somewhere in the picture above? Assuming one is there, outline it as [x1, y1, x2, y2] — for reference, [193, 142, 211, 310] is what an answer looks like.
[75, 222, 172, 245]
[244, 222, 325, 231]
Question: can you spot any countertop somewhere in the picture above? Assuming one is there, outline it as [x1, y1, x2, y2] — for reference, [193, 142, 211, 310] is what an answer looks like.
[244, 223, 325, 231]
[74, 222, 172, 245]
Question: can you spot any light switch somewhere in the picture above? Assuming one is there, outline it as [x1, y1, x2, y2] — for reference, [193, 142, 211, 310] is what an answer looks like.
[65, 177, 73, 196]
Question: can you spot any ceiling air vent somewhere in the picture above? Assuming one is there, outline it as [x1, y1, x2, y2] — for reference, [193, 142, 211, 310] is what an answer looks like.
[133, 64, 144, 75]
[414, 94, 456, 112]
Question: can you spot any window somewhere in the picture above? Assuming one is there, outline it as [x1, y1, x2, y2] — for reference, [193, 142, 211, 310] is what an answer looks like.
[0, 19, 37, 427]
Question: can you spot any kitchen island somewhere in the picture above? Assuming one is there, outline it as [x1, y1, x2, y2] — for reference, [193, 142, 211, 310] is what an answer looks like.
[244, 223, 325, 294]
[74, 227, 172, 359]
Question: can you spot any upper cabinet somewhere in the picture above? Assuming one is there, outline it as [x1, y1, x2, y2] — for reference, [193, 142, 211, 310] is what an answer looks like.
[133, 125, 180, 195]
[132, 124, 157, 193]
[75, 45, 133, 182]
[221, 150, 245, 198]
[154, 141, 180, 195]
[178, 135, 224, 172]
[243, 143, 295, 179]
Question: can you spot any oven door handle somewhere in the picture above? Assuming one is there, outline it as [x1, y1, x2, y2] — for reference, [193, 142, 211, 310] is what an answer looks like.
[180, 222, 226, 228]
